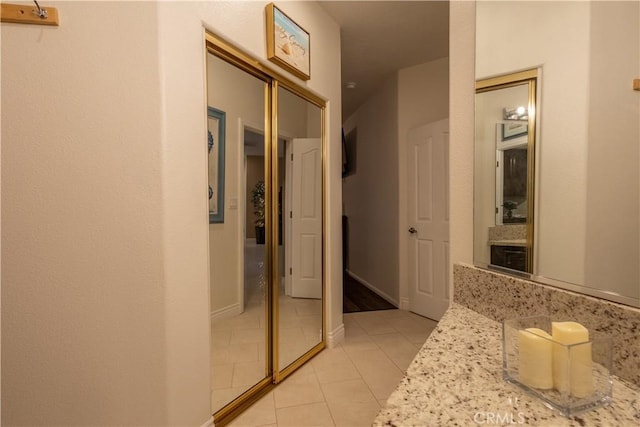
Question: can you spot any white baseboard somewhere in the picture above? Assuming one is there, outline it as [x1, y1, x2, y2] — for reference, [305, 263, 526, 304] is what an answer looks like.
[399, 297, 410, 311]
[327, 323, 345, 348]
[210, 303, 242, 322]
[202, 416, 214, 427]
[345, 270, 399, 307]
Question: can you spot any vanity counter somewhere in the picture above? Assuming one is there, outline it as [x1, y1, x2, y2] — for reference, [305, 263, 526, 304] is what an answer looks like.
[488, 239, 527, 247]
[374, 303, 639, 426]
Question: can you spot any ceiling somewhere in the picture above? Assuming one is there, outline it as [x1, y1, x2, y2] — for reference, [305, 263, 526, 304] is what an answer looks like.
[318, 1, 450, 119]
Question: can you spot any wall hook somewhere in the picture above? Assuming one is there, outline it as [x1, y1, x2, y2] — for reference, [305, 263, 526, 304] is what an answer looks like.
[0, 2, 59, 26]
[33, 0, 48, 19]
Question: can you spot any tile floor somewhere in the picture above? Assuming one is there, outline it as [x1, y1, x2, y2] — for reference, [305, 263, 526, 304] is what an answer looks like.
[227, 308, 438, 427]
[212, 241, 322, 412]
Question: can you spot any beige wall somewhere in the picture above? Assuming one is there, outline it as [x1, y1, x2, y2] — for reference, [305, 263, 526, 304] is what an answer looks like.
[449, 1, 476, 284]
[207, 52, 265, 315]
[475, 1, 639, 302]
[2, 1, 341, 425]
[397, 58, 450, 308]
[1, 2, 170, 425]
[476, 0, 591, 286]
[343, 74, 400, 304]
[584, 1, 639, 300]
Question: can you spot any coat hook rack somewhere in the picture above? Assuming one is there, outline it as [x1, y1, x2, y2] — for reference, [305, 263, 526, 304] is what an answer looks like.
[1, 1, 59, 26]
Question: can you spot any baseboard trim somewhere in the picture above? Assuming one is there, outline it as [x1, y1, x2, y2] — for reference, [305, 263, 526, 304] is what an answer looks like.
[210, 303, 242, 322]
[202, 416, 214, 427]
[345, 270, 399, 307]
[399, 297, 410, 311]
[327, 323, 345, 348]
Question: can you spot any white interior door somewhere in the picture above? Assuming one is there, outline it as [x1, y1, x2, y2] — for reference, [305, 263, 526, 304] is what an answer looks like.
[407, 119, 450, 320]
[290, 138, 322, 299]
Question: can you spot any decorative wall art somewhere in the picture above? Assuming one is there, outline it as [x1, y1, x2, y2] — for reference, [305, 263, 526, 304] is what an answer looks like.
[501, 122, 528, 141]
[208, 107, 226, 223]
[266, 2, 310, 80]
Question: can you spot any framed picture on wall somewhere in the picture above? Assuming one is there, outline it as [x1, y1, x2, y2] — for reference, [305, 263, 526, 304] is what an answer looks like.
[266, 2, 310, 80]
[208, 107, 226, 223]
[501, 122, 528, 141]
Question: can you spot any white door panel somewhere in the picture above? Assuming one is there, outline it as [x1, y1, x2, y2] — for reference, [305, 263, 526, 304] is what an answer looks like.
[408, 119, 450, 320]
[291, 138, 322, 299]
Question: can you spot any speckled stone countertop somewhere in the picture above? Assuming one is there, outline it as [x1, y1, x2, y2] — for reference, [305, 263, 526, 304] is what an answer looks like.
[374, 303, 640, 427]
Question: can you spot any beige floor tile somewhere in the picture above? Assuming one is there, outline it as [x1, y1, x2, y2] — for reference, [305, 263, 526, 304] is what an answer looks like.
[341, 333, 378, 354]
[276, 402, 335, 426]
[370, 333, 423, 371]
[232, 361, 267, 388]
[327, 400, 381, 427]
[211, 363, 234, 389]
[230, 328, 267, 345]
[212, 342, 260, 365]
[274, 370, 325, 409]
[320, 378, 377, 404]
[347, 348, 405, 400]
[311, 347, 361, 384]
[228, 392, 277, 427]
[349, 313, 397, 336]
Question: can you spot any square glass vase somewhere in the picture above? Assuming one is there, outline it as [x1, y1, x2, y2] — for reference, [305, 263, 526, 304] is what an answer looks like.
[502, 316, 613, 417]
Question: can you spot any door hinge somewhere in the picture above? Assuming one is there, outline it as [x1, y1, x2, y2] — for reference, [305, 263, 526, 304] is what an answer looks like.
[289, 211, 293, 219]
[289, 267, 292, 275]
[496, 161, 499, 168]
[496, 207, 499, 214]
[291, 153, 293, 161]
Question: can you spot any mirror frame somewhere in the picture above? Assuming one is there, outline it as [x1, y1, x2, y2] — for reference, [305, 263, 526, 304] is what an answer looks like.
[475, 69, 538, 273]
[205, 31, 327, 426]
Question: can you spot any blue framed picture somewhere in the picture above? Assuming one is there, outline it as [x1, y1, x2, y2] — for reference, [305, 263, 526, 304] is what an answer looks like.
[208, 107, 226, 223]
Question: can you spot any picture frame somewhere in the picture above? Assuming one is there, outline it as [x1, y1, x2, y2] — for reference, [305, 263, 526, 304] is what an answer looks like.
[208, 107, 226, 224]
[501, 122, 528, 141]
[266, 2, 310, 81]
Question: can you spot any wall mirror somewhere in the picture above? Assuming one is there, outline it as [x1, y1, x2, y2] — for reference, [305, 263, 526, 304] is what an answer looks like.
[475, 71, 536, 274]
[475, 1, 640, 308]
[205, 32, 326, 425]
[275, 85, 324, 375]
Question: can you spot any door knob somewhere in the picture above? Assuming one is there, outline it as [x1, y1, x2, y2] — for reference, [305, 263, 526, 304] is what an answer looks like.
[408, 227, 417, 234]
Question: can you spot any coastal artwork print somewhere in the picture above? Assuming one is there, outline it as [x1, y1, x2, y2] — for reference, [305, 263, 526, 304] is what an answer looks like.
[266, 3, 310, 80]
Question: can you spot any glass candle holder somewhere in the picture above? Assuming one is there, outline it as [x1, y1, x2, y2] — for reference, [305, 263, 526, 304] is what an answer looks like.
[502, 316, 613, 417]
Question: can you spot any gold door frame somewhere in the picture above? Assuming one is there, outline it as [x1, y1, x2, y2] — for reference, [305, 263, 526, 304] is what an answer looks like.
[205, 30, 327, 426]
[476, 69, 537, 273]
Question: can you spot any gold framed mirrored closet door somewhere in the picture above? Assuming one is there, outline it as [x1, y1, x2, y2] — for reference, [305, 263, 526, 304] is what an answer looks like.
[205, 32, 326, 426]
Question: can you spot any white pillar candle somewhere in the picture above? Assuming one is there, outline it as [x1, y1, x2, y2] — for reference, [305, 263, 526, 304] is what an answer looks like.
[518, 328, 553, 389]
[552, 321, 593, 398]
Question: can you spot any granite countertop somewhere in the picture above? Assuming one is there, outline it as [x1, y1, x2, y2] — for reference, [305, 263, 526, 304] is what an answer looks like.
[374, 303, 640, 427]
[488, 239, 527, 247]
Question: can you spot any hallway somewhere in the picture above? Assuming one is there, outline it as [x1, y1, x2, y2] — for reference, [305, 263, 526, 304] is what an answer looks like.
[228, 308, 438, 426]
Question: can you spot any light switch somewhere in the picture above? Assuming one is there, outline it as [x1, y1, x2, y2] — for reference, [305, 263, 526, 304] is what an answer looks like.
[229, 198, 238, 209]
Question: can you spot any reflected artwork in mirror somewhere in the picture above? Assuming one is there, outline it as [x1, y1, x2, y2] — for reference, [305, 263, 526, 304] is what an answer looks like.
[475, 1, 640, 307]
[207, 51, 269, 414]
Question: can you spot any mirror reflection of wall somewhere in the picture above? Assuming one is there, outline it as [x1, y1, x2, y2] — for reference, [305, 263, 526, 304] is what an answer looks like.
[277, 86, 323, 372]
[207, 51, 269, 414]
[476, 1, 640, 306]
[474, 79, 533, 273]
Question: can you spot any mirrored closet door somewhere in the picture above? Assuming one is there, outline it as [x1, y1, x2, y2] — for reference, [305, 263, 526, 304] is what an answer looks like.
[205, 32, 326, 426]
